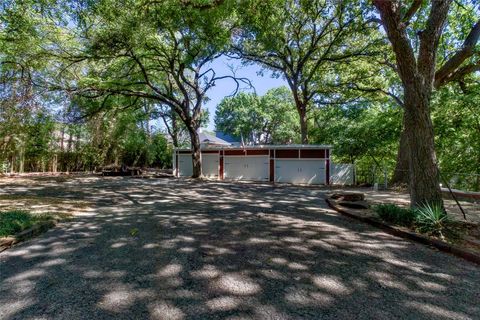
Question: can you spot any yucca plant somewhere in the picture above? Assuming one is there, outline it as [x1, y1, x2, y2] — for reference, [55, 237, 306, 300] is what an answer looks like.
[414, 203, 450, 239]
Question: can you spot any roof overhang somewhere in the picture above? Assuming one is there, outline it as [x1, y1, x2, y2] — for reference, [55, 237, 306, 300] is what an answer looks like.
[174, 144, 333, 152]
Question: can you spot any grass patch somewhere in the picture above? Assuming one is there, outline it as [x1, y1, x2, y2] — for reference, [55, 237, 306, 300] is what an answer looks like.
[374, 204, 416, 227]
[0, 210, 56, 237]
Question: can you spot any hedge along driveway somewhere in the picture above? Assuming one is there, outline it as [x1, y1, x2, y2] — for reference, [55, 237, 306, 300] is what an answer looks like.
[0, 177, 479, 320]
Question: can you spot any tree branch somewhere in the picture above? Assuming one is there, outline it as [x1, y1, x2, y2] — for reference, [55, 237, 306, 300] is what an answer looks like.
[402, 0, 423, 27]
[434, 19, 480, 88]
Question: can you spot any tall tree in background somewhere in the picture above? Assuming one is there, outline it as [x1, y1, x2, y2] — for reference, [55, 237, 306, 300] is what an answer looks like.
[434, 82, 480, 191]
[59, 0, 244, 178]
[373, 0, 480, 207]
[0, 0, 59, 173]
[215, 87, 299, 144]
[235, 0, 379, 143]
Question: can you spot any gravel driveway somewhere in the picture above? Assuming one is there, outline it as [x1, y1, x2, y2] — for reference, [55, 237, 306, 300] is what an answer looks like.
[0, 177, 479, 320]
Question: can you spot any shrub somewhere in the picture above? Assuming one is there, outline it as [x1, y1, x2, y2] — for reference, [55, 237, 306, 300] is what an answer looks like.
[0, 210, 53, 237]
[374, 204, 415, 227]
[414, 203, 449, 239]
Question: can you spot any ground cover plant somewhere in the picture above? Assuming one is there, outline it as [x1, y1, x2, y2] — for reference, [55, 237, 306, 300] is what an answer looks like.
[374, 204, 416, 227]
[0, 210, 56, 237]
[374, 203, 458, 241]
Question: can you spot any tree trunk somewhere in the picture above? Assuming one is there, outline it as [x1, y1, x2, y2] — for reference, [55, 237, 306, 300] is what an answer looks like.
[52, 154, 58, 173]
[299, 107, 308, 144]
[290, 86, 309, 144]
[171, 115, 179, 148]
[476, 152, 480, 192]
[10, 155, 15, 174]
[188, 128, 202, 178]
[403, 88, 443, 207]
[391, 117, 410, 186]
[161, 111, 179, 148]
[19, 145, 25, 174]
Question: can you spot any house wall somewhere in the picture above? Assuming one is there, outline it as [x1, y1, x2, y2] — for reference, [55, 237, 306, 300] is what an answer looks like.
[175, 146, 331, 185]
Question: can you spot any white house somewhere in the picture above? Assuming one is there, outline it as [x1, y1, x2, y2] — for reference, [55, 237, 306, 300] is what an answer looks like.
[174, 142, 333, 185]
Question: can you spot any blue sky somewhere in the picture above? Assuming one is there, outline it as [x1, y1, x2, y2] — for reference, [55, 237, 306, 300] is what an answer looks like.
[203, 56, 287, 131]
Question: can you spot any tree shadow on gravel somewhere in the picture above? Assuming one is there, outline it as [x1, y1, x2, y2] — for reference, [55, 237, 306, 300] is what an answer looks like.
[0, 178, 479, 320]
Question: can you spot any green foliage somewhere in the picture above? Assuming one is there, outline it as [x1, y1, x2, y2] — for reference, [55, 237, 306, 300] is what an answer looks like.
[129, 227, 139, 237]
[374, 204, 416, 227]
[433, 83, 480, 191]
[0, 91, 173, 172]
[214, 87, 299, 144]
[375, 202, 452, 239]
[23, 112, 56, 170]
[1, 0, 480, 194]
[414, 203, 450, 238]
[311, 103, 401, 183]
[0, 210, 53, 237]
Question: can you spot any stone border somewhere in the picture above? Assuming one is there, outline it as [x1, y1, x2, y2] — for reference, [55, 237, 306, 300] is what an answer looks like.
[0, 220, 57, 252]
[325, 198, 480, 266]
[442, 187, 480, 201]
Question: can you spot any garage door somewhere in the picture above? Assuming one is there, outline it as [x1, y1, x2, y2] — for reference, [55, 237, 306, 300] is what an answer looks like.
[201, 153, 219, 178]
[224, 156, 269, 181]
[178, 154, 193, 177]
[275, 160, 326, 184]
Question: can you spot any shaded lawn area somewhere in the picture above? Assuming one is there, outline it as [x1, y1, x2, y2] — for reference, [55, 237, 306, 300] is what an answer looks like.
[0, 176, 479, 320]
[0, 210, 56, 237]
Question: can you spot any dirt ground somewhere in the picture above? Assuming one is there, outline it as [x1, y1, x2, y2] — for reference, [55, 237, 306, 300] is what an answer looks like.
[354, 188, 480, 224]
[0, 175, 479, 320]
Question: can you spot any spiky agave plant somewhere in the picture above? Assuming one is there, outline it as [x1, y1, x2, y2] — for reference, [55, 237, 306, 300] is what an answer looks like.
[414, 203, 450, 239]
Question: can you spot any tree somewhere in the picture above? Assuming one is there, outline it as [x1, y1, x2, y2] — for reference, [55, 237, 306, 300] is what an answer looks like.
[234, 0, 379, 143]
[310, 101, 401, 183]
[373, 0, 480, 207]
[154, 104, 210, 148]
[25, 0, 245, 178]
[215, 87, 299, 144]
[67, 95, 173, 170]
[433, 81, 480, 191]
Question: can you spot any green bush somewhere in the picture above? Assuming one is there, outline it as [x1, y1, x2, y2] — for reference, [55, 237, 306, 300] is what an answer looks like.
[374, 204, 415, 227]
[0, 210, 52, 237]
[414, 203, 449, 238]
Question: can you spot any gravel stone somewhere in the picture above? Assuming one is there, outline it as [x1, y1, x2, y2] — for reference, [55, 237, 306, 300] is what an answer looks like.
[0, 177, 479, 320]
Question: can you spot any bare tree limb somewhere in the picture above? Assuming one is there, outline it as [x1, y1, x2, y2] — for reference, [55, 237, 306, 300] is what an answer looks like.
[434, 19, 480, 88]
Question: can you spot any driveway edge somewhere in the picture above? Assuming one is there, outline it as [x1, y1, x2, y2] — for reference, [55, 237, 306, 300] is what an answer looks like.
[325, 199, 480, 265]
[0, 220, 57, 252]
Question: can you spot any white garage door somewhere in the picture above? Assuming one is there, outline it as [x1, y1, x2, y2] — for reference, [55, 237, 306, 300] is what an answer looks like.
[224, 156, 269, 181]
[178, 154, 193, 177]
[202, 153, 219, 178]
[275, 160, 326, 185]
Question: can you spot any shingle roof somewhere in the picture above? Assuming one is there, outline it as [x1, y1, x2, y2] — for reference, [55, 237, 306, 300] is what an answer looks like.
[199, 131, 231, 146]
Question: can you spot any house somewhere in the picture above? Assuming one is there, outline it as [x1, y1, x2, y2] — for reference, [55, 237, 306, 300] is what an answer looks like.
[173, 143, 332, 185]
[199, 131, 232, 147]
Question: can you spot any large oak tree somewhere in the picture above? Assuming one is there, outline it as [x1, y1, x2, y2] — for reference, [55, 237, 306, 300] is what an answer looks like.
[373, 0, 480, 207]
[59, 0, 244, 178]
[234, 0, 379, 143]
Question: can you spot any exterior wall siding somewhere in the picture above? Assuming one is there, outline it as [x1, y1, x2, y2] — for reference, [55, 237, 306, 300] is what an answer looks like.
[176, 146, 331, 184]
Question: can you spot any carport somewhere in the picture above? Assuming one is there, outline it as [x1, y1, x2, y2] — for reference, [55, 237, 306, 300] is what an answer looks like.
[174, 145, 332, 185]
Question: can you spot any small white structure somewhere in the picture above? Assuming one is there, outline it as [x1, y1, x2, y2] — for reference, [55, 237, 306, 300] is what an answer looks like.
[174, 144, 332, 185]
